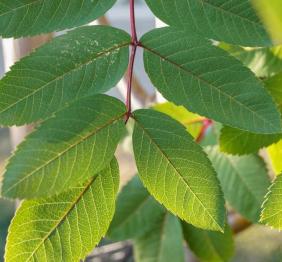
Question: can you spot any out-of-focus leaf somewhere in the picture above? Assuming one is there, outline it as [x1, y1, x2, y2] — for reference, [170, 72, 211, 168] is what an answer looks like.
[268, 140, 282, 175]
[220, 43, 282, 78]
[134, 213, 184, 262]
[154, 102, 203, 138]
[108, 176, 165, 241]
[252, 0, 282, 44]
[182, 223, 234, 262]
[206, 146, 270, 222]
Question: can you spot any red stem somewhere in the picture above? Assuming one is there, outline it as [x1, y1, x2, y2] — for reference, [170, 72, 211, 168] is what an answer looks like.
[125, 0, 138, 123]
[196, 119, 213, 143]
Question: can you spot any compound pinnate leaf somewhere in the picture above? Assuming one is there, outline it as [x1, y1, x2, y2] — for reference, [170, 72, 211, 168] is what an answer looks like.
[142, 27, 281, 135]
[5, 159, 119, 262]
[261, 175, 282, 229]
[0, 26, 130, 126]
[206, 146, 270, 222]
[134, 213, 184, 262]
[132, 109, 225, 232]
[0, 0, 117, 38]
[145, 0, 271, 46]
[1, 94, 126, 199]
[182, 223, 234, 262]
[108, 176, 165, 241]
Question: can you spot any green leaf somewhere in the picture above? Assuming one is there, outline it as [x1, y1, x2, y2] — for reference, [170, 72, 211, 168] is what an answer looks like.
[220, 73, 282, 155]
[220, 126, 281, 156]
[219, 43, 282, 78]
[261, 175, 282, 229]
[4, 159, 119, 262]
[182, 222, 234, 262]
[145, 0, 271, 46]
[141, 27, 281, 134]
[154, 102, 203, 138]
[0, 0, 116, 38]
[132, 109, 225, 232]
[268, 140, 282, 175]
[134, 213, 184, 262]
[0, 26, 130, 126]
[1, 94, 126, 199]
[252, 0, 282, 44]
[206, 146, 270, 222]
[108, 176, 165, 241]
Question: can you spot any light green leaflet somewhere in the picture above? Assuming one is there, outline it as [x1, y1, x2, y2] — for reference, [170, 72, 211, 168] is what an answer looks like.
[182, 223, 234, 262]
[261, 175, 282, 229]
[108, 176, 165, 241]
[0, 0, 116, 38]
[145, 0, 271, 46]
[220, 43, 282, 78]
[5, 160, 119, 262]
[220, 73, 282, 155]
[206, 146, 270, 222]
[142, 27, 281, 135]
[1, 95, 126, 199]
[132, 109, 225, 232]
[253, 0, 282, 44]
[134, 213, 184, 262]
[0, 26, 130, 126]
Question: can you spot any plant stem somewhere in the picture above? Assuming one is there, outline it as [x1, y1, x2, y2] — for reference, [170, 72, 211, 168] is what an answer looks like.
[196, 119, 213, 143]
[125, 0, 138, 123]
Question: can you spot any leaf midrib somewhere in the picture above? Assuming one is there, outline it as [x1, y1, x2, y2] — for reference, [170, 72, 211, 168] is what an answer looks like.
[25, 175, 98, 261]
[0, 42, 130, 116]
[134, 119, 223, 231]
[142, 44, 279, 132]
[3, 112, 125, 195]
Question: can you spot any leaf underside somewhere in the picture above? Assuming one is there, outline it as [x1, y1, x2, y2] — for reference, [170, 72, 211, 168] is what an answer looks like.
[5, 159, 119, 262]
[133, 109, 225, 232]
[261, 175, 282, 229]
[1, 95, 126, 199]
[0, 26, 130, 126]
[142, 27, 281, 134]
[108, 176, 165, 241]
[206, 146, 270, 222]
[0, 0, 116, 37]
[145, 0, 271, 46]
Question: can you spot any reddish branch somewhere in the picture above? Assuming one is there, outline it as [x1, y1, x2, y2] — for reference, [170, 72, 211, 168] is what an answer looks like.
[196, 119, 213, 143]
[125, 0, 139, 123]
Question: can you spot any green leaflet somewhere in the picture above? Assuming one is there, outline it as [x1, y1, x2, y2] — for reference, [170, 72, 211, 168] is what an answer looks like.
[182, 223, 234, 262]
[206, 146, 270, 222]
[0, 26, 130, 126]
[1, 94, 126, 199]
[220, 73, 282, 155]
[145, 0, 271, 47]
[220, 43, 282, 78]
[134, 213, 184, 262]
[5, 159, 119, 262]
[141, 27, 281, 135]
[108, 176, 165, 241]
[261, 175, 282, 229]
[0, 0, 116, 38]
[132, 109, 225, 232]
